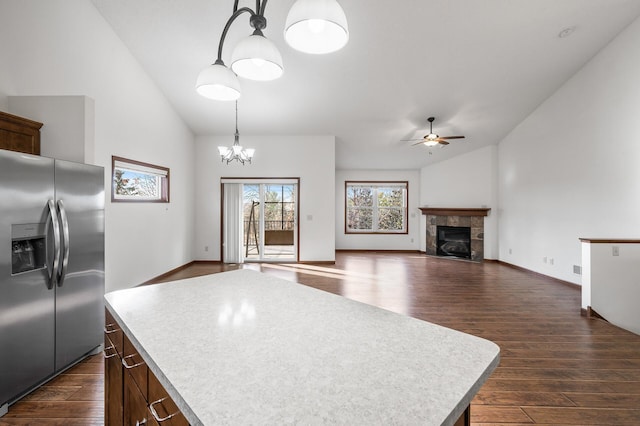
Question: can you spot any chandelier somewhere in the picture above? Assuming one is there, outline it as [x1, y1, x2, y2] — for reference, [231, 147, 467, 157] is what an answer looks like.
[218, 101, 254, 165]
[196, 0, 349, 101]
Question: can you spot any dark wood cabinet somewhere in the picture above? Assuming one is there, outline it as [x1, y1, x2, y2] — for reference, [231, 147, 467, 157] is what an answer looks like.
[105, 308, 188, 425]
[104, 310, 123, 426]
[0, 111, 43, 155]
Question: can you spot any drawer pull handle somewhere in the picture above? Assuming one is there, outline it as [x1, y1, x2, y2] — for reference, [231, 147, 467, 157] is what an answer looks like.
[103, 344, 118, 359]
[104, 323, 119, 334]
[122, 354, 145, 369]
[136, 419, 147, 426]
[150, 397, 178, 422]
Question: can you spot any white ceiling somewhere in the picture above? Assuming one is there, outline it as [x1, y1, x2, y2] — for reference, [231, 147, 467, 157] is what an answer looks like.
[91, 0, 640, 170]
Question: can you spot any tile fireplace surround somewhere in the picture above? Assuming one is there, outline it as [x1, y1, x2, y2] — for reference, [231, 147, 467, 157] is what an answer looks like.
[420, 207, 491, 262]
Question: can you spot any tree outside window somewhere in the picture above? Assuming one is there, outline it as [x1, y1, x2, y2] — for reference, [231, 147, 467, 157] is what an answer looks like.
[345, 181, 408, 234]
[111, 156, 169, 203]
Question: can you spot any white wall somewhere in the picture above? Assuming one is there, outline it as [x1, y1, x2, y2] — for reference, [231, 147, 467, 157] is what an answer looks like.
[9, 96, 95, 164]
[335, 170, 421, 251]
[0, 0, 196, 292]
[498, 16, 640, 284]
[195, 134, 335, 262]
[419, 146, 499, 259]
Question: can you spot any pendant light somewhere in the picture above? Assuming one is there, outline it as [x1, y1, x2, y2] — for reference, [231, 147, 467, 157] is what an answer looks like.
[284, 0, 349, 54]
[196, 0, 348, 101]
[196, 59, 241, 101]
[231, 29, 284, 81]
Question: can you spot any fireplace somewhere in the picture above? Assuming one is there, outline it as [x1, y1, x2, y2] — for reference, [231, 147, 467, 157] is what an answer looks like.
[420, 207, 490, 262]
[437, 226, 471, 259]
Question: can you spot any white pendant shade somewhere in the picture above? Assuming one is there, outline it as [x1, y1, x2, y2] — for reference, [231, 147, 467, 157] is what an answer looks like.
[284, 0, 349, 54]
[196, 62, 241, 101]
[231, 34, 284, 81]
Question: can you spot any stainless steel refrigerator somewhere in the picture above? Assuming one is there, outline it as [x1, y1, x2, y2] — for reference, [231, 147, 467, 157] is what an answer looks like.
[0, 149, 105, 414]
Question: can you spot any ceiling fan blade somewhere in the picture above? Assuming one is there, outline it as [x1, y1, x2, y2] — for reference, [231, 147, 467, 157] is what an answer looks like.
[411, 141, 427, 146]
[438, 135, 465, 140]
[438, 141, 450, 146]
[401, 138, 425, 142]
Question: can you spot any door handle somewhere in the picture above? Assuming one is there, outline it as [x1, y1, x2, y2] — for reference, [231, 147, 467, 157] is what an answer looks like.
[46, 199, 61, 290]
[57, 200, 70, 287]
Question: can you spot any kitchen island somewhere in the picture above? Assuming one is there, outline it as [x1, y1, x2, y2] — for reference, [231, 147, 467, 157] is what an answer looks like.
[104, 269, 499, 425]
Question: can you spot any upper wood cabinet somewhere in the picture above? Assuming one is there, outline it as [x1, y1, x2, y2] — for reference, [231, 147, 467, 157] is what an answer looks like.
[0, 111, 43, 155]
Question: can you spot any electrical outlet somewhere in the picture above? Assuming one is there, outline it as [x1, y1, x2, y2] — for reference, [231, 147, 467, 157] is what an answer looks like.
[543, 256, 547, 264]
[204, 245, 209, 252]
[612, 246, 620, 256]
[573, 265, 582, 275]
[549, 258, 554, 265]
[509, 248, 512, 254]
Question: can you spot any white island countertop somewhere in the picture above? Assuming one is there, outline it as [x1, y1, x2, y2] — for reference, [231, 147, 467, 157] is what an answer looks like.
[105, 269, 499, 426]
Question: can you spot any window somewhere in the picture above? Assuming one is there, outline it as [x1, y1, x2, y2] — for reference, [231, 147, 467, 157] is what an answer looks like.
[345, 181, 408, 234]
[111, 156, 170, 203]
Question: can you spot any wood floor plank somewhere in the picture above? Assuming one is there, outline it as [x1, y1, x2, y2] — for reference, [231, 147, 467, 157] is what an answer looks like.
[481, 378, 640, 394]
[491, 367, 640, 381]
[471, 405, 534, 423]
[497, 357, 640, 370]
[0, 419, 104, 426]
[563, 392, 640, 409]
[20, 387, 82, 402]
[3, 252, 640, 425]
[473, 391, 576, 407]
[522, 406, 640, 425]
[3, 401, 103, 418]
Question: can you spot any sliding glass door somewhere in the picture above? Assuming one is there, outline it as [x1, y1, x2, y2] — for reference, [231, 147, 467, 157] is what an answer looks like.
[222, 178, 298, 263]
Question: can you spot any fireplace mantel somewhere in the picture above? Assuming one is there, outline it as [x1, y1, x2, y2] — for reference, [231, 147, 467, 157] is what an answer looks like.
[420, 207, 490, 217]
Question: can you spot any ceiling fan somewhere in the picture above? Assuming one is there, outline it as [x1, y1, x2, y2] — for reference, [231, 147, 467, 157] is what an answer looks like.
[403, 117, 465, 148]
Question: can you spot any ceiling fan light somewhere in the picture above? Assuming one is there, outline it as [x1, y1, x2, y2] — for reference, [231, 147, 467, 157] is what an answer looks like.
[284, 0, 349, 54]
[424, 140, 439, 147]
[196, 62, 241, 101]
[231, 34, 284, 81]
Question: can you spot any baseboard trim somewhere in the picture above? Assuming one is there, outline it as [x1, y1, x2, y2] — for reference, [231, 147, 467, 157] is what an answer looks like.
[496, 260, 581, 290]
[582, 306, 608, 321]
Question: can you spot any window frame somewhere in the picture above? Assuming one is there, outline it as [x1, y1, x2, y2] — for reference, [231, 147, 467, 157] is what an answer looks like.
[345, 180, 408, 234]
[111, 156, 170, 203]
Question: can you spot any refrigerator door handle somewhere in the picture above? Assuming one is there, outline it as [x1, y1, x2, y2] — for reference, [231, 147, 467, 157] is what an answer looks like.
[46, 199, 61, 290]
[57, 200, 70, 287]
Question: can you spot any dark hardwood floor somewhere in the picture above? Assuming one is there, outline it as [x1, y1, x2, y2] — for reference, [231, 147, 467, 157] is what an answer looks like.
[2, 251, 639, 425]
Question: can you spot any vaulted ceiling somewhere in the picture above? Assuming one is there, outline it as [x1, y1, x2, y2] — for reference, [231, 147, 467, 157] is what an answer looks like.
[91, 0, 640, 169]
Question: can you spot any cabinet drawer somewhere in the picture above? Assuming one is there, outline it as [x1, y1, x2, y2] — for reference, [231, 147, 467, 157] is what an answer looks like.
[105, 308, 123, 358]
[125, 370, 150, 426]
[148, 369, 189, 426]
[123, 334, 148, 400]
